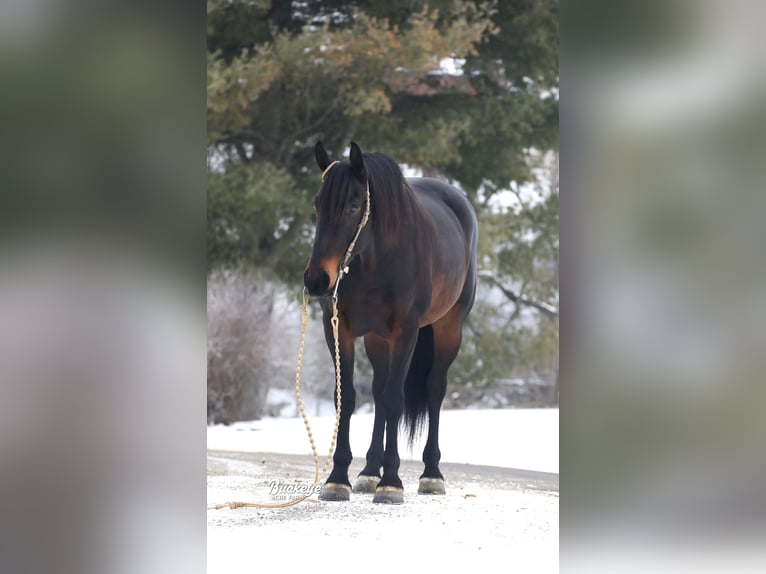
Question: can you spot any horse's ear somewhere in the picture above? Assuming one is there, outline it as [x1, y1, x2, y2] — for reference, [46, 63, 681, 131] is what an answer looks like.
[349, 141, 366, 178]
[315, 141, 331, 172]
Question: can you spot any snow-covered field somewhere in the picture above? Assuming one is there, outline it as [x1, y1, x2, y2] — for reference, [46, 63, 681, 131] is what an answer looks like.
[208, 408, 559, 573]
[208, 407, 558, 473]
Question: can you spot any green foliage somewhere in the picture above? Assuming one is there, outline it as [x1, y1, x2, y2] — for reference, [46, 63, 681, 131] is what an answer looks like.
[452, 300, 558, 389]
[481, 154, 559, 308]
[207, 160, 311, 279]
[453, 153, 559, 394]
[207, 2, 497, 162]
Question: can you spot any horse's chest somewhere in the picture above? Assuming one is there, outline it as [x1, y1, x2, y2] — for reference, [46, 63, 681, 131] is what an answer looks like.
[340, 291, 391, 337]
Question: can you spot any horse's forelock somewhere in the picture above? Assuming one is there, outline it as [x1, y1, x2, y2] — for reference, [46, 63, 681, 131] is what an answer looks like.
[316, 152, 420, 240]
[316, 162, 357, 219]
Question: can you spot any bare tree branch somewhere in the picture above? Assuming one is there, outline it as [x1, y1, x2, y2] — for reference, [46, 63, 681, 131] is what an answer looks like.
[478, 270, 558, 321]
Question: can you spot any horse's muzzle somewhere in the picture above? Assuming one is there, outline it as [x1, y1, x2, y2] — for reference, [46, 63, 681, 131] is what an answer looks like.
[303, 267, 331, 297]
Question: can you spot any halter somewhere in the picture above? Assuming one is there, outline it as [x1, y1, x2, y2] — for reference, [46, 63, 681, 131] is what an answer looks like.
[321, 160, 372, 299]
[335, 183, 370, 297]
[321, 160, 340, 182]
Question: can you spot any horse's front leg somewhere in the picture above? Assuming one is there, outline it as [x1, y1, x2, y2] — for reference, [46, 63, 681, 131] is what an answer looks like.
[374, 320, 419, 504]
[353, 333, 390, 493]
[317, 312, 356, 502]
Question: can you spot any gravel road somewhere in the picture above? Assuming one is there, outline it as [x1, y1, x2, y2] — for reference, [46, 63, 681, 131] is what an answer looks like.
[208, 450, 559, 573]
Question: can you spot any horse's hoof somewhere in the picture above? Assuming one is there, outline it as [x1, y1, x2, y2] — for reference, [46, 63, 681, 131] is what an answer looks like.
[372, 486, 404, 504]
[418, 477, 446, 495]
[318, 483, 351, 501]
[353, 475, 380, 494]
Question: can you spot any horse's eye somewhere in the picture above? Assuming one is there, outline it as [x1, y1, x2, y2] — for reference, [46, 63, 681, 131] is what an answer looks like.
[346, 204, 359, 215]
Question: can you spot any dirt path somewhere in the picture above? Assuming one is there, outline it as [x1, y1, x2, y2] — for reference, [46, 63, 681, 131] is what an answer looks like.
[207, 450, 559, 573]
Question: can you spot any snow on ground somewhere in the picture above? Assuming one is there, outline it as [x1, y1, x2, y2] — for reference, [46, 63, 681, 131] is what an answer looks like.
[208, 409, 558, 574]
[208, 407, 559, 474]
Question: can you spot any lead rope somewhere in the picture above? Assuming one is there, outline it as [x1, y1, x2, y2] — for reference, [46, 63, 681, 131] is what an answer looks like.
[208, 289, 341, 510]
[208, 167, 369, 511]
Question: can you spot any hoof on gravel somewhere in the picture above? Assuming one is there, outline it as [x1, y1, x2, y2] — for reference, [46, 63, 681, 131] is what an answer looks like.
[353, 475, 380, 494]
[372, 486, 404, 504]
[319, 483, 351, 501]
[418, 477, 446, 495]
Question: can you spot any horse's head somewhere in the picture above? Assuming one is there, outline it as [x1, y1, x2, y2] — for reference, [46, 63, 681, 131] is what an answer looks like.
[304, 141, 370, 296]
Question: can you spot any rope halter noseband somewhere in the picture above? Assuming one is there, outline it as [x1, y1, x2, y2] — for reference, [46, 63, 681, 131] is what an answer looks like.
[320, 160, 372, 299]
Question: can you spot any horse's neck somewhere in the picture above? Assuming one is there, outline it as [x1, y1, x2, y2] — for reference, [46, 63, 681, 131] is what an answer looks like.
[366, 179, 435, 261]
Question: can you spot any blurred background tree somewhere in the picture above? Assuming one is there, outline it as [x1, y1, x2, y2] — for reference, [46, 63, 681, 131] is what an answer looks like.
[207, 0, 558, 422]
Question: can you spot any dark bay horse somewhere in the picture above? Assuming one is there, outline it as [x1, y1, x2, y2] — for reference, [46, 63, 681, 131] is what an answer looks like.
[304, 141, 477, 504]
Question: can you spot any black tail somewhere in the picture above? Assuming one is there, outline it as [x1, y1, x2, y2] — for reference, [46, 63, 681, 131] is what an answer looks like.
[403, 325, 434, 446]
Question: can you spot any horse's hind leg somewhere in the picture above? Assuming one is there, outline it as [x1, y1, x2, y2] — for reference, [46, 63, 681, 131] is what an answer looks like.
[419, 305, 463, 495]
[353, 333, 389, 494]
